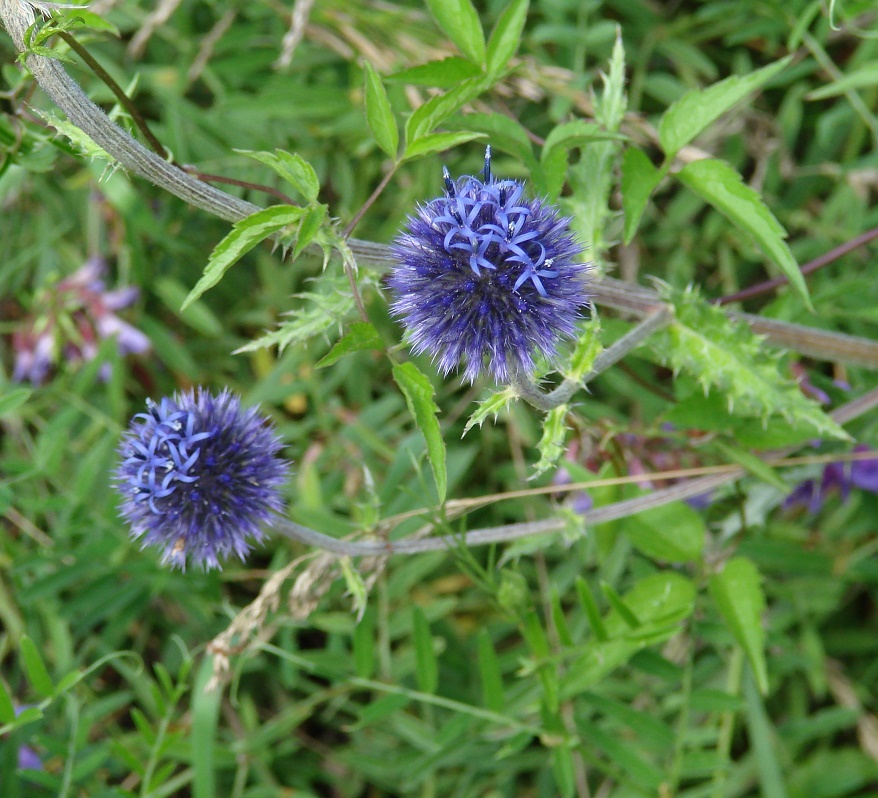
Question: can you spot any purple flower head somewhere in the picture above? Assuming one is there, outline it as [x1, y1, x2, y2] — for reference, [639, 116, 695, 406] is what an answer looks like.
[11, 257, 149, 385]
[115, 389, 290, 570]
[784, 445, 878, 514]
[388, 146, 590, 382]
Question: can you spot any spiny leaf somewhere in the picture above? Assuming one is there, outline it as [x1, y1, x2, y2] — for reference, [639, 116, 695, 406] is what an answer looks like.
[652, 287, 847, 440]
[533, 405, 569, 478]
[464, 387, 517, 434]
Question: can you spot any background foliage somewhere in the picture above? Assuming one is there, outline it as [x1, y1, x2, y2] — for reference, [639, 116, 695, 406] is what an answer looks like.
[3, 0, 878, 796]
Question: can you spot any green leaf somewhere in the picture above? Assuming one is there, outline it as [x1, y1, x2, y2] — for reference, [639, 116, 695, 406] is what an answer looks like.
[363, 61, 398, 159]
[486, 0, 529, 76]
[565, 573, 696, 692]
[238, 149, 320, 202]
[533, 405, 569, 477]
[676, 159, 811, 307]
[353, 607, 376, 679]
[653, 287, 846, 438]
[340, 557, 369, 622]
[405, 75, 494, 145]
[463, 387, 517, 434]
[20, 635, 53, 698]
[316, 322, 383, 368]
[425, 0, 485, 65]
[392, 362, 447, 502]
[575, 577, 608, 642]
[601, 582, 641, 629]
[183, 205, 303, 309]
[403, 131, 487, 160]
[0, 679, 15, 724]
[293, 203, 327, 259]
[388, 57, 482, 88]
[806, 61, 878, 100]
[710, 557, 769, 694]
[192, 657, 221, 798]
[0, 387, 31, 417]
[412, 607, 438, 694]
[658, 56, 792, 158]
[743, 670, 788, 798]
[621, 147, 661, 244]
[477, 630, 505, 713]
[624, 501, 705, 563]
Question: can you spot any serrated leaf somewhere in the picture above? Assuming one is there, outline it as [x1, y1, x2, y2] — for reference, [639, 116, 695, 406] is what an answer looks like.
[710, 557, 768, 694]
[596, 28, 627, 132]
[316, 321, 383, 368]
[183, 205, 303, 309]
[463, 387, 517, 434]
[363, 61, 398, 159]
[412, 607, 438, 694]
[624, 501, 705, 563]
[652, 287, 846, 439]
[676, 159, 811, 307]
[486, 0, 529, 76]
[388, 57, 482, 88]
[426, 0, 485, 65]
[621, 147, 661, 244]
[20, 635, 53, 698]
[658, 56, 792, 158]
[477, 630, 505, 712]
[238, 149, 320, 202]
[533, 405, 569, 477]
[403, 131, 487, 160]
[537, 121, 626, 198]
[405, 75, 493, 145]
[393, 362, 447, 502]
[0, 387, 31, 417]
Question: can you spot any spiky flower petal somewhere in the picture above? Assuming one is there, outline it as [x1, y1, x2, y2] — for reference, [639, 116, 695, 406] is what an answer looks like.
[388, 147, 590, 382]
[114, 389, 289, 570]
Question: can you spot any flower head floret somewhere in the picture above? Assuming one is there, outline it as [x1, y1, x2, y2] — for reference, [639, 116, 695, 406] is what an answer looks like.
[389, 146, 590, 382]
[115, 389, 289, 570]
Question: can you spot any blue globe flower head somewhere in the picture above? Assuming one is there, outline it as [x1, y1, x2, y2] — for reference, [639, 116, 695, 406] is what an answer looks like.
[115, 389, 289, 570]
[389, 146, 590, 383]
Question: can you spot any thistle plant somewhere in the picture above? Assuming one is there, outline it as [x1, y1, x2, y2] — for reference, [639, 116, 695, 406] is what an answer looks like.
[114, 389, 289, 570]
[388, 147, 590, 383]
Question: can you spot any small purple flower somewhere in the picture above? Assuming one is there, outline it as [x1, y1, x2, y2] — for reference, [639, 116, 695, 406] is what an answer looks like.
[11, 257, 150, 385]
[784, 445, 878, 513]
[388, 147, 590, 382]
[114, 389, 290, 570]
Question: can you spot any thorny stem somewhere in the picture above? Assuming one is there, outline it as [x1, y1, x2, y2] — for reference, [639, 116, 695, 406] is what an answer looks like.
[4, 3, 878, 367]
[57, 31, 172, 161]
[5, 1, 878, 556]
[270, 384, 878, 559]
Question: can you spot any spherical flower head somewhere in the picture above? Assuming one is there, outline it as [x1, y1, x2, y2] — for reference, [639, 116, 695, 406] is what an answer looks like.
[114, 389, 289, 570]
[388, 146, 590, 383]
